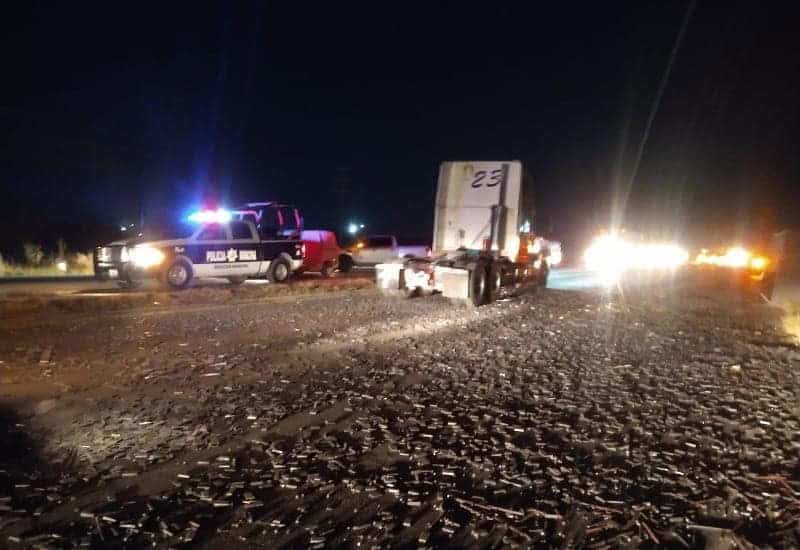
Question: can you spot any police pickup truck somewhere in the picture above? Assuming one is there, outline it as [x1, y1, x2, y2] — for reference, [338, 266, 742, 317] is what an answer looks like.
[94, 218, 304, 289]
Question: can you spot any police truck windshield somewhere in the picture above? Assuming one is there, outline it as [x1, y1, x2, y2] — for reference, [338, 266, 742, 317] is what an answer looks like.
[136, 222, 196, 242]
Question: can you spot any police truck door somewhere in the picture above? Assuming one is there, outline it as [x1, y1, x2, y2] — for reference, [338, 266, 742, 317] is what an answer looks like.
[228, 221, 261, 277]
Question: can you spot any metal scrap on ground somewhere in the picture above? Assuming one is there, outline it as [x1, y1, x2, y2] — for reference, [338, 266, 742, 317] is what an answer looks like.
[0, 280, 798, 548]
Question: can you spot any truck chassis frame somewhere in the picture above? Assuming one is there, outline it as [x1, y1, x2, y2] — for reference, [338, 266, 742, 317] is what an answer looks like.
[376, 251, 547, 307]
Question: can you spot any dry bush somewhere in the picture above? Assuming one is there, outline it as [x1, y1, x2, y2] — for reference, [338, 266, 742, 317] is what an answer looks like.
[23, 243, 44, 266]
[57, 238, 67, 259]
[69, 252, 94, 274]
[0, 247, 94, 277]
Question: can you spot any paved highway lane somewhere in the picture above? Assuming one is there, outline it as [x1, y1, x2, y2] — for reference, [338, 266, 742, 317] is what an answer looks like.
[0, 272, 373, 297]
[2, 267, 792, 309]
[546, 267, 603, 290]
[1, 268, 600, 297]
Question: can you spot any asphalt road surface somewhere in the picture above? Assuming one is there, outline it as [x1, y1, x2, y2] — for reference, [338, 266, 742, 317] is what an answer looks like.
[0, 268, 602, 297]
[1, 270, 799, 548]
[0, 271, 374, 297]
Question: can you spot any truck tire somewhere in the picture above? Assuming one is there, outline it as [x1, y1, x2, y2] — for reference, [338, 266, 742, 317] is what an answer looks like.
[227, 276, 246, 285]
[469, 263, 489, 307]
[487, 262, 503, 302]
[338, 254, 353, 273]
[267, 256, 292, 283]
[163, 258, 193, 290]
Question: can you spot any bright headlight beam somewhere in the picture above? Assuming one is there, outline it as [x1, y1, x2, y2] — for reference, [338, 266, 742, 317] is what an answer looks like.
[750, 256, 768, 271]
[694, 246, 757, 268]
[583, 233, 688, 284]
[130, 246, 165, 268]
[549, 244, 563, 266]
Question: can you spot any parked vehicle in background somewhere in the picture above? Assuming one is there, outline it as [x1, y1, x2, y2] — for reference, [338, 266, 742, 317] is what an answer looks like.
[95, 217, 304, 289]
[339, 235, 431, 271]
[375, 160, 552, 306]
[692, 245, 778, 299]
[297, 230, 341, 277]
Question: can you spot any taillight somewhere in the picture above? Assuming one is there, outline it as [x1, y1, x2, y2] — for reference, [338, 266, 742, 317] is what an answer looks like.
[301, 243, 306, 257]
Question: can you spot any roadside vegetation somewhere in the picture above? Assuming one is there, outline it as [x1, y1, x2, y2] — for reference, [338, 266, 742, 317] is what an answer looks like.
[0, 240, 93, 278]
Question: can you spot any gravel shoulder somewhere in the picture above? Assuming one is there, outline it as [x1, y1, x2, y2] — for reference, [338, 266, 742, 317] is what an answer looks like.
[1, 280, 799, 548]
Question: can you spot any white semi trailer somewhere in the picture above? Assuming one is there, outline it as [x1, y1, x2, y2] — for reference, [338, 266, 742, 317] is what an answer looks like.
[375, 161, 551, 306]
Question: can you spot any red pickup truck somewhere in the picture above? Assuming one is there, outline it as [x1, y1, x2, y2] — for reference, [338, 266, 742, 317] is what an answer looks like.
[297, 230, 342, 277]
[231, 203, 343, 278]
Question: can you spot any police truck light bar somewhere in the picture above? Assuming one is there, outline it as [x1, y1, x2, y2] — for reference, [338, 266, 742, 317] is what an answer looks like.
[187, 208, 232, 224]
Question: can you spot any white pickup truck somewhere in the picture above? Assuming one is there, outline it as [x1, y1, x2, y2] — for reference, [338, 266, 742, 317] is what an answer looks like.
[338, 235, 430, 272]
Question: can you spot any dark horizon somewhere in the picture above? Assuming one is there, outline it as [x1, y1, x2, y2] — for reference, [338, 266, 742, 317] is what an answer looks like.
[1, 1, 798, 256]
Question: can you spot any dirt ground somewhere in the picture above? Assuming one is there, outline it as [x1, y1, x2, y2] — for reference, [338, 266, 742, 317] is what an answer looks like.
[0, 276, 799, 548]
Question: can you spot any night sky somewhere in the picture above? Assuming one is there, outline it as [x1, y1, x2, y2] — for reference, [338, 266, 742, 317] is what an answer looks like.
[1, 1, 798, 254]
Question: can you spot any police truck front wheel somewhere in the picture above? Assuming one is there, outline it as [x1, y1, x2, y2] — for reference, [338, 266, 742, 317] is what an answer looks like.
[163, 259, 193, 290]
[267, 257, 291, 283]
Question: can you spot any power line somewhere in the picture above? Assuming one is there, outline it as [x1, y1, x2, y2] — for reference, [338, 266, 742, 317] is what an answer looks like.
[614, 0, 696, 229]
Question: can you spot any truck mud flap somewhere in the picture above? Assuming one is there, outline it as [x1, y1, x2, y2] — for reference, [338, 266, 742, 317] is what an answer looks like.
[435, 266, 470, 299]
[375, 263, 405, 292]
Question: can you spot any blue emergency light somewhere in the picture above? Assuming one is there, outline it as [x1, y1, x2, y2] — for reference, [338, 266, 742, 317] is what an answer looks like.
[187, 208, 232, 224]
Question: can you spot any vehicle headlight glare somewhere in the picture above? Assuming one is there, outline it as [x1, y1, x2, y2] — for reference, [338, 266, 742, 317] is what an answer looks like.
[750, 256, 768, 271]
[584, 234, 688, 280]
[130, 246, 165, 268]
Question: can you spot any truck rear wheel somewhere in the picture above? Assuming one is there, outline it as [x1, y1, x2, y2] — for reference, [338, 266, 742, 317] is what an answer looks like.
[469, 264, 489, 307]
[487, 263, 503, 302]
